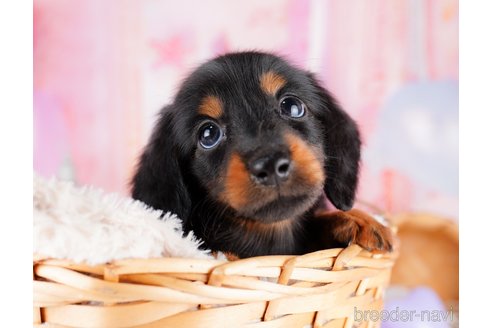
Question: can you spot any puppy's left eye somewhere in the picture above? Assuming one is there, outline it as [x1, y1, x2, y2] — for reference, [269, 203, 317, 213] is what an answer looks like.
[279, 96, 306, 118]
[198, 121, 224, 149]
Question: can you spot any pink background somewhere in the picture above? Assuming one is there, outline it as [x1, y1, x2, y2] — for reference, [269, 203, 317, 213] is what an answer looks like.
[33, 0, 458, 219]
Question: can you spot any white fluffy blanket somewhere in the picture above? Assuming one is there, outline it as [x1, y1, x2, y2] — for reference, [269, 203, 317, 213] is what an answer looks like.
[33, 175, 213, 264]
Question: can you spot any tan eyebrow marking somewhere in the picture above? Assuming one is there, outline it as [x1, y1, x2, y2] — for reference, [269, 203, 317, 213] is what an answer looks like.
[198, 95, 223, 118]
[260, 71, 287, 96]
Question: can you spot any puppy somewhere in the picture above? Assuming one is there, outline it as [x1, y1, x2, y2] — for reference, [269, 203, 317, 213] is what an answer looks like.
[131, 51, 393, 258]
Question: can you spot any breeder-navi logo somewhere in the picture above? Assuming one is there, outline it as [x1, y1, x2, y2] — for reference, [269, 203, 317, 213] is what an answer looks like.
[354, 306, 454, 323]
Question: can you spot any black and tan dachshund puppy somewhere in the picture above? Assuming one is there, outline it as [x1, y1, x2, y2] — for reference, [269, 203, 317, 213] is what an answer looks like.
[131, 51, 393, 258]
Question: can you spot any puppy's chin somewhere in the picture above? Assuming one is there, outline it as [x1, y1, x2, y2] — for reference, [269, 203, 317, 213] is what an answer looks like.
[235, 188, 322, 223]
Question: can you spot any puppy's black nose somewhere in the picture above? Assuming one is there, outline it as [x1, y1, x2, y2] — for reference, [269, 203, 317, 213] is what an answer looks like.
[249, 153, 291, 186]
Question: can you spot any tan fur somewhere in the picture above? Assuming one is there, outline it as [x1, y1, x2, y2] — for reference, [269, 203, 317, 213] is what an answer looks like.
[260, 71, 286, 96]
[241, 217, 295, 234]
[222, 252, 240, 261]
[222, 135, 324, 210]
[285, 133, 325, 186]
[198, 95, 223, 118]
[221, 153, 252, 209]
[325, 209, 393, 252]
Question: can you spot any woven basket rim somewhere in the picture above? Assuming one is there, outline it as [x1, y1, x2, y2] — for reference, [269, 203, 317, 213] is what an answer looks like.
[34, 244, 398, 327]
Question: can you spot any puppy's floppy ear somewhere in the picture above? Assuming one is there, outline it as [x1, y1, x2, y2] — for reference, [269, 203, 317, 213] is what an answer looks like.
[131, 108, 191, 221]
[309, 75, 361, 211]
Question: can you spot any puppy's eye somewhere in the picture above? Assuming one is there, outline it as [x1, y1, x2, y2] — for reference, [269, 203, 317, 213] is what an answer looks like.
[198, 122, 224, 149]
[279, 96, 306, 118]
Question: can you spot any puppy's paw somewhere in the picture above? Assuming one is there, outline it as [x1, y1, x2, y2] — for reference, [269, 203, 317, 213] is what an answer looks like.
[320, 209, 393, 252]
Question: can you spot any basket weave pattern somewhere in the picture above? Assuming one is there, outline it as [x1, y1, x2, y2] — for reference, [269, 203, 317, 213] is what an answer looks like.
[34, 245, 396, 328]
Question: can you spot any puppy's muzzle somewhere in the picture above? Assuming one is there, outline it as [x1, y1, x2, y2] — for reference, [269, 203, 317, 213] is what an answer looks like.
[248, 151, 291, 186]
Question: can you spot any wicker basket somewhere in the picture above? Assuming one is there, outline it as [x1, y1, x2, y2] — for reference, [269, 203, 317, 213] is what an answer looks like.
[34, 244, 397, 328]
[390, 213, 458, 305]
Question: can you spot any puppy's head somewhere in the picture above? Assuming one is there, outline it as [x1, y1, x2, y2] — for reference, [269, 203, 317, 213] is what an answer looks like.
[132, 51, 360, 224]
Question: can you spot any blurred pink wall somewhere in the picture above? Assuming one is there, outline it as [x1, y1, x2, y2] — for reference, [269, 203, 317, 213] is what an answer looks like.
[33, 0, 458, 218]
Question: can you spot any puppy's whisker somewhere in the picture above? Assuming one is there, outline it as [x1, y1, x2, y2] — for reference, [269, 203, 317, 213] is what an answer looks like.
[258, 120, 264, 136]
[323, 155, 341, 160]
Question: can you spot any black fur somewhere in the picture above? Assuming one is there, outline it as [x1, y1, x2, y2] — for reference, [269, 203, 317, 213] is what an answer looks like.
[132, 51, 363, 258]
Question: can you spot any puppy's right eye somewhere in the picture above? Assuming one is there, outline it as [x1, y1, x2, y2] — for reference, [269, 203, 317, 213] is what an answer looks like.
[198, 122, 224, 149]
[279, 96, 306, 118]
